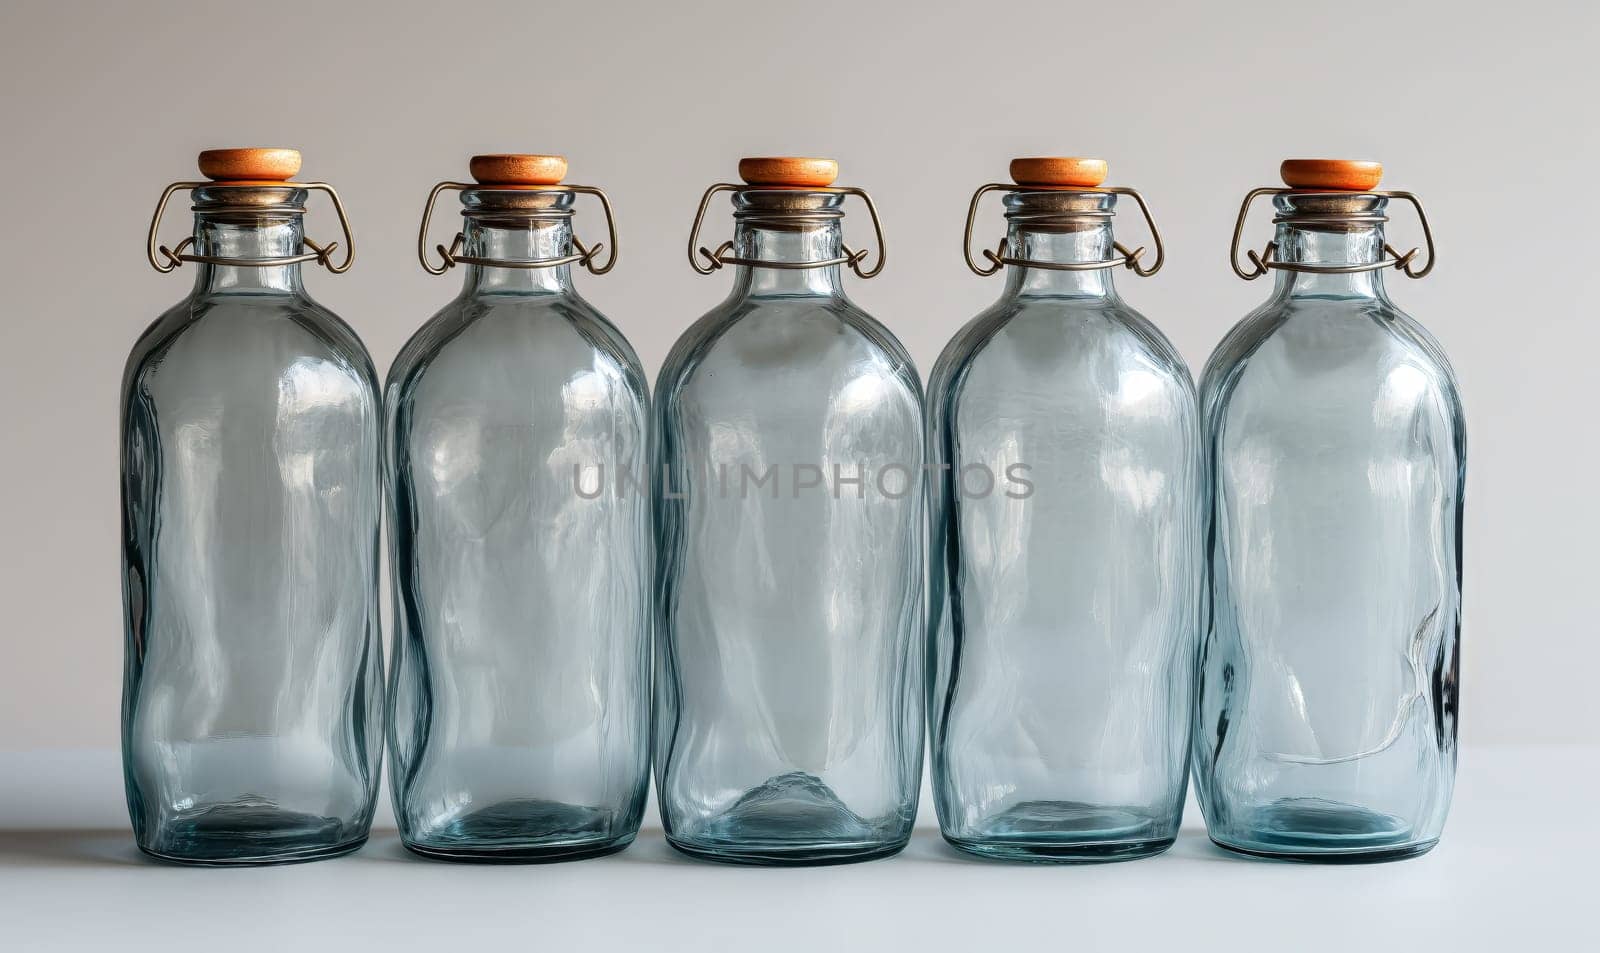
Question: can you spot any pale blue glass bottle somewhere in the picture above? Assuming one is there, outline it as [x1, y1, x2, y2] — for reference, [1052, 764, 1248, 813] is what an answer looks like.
[122, 149, 382, 864]
[654, 158, 925, 865]
[1194, 160, 1463, 862]
[929, 159, 1200, 862]
[386, 156, 650, 861]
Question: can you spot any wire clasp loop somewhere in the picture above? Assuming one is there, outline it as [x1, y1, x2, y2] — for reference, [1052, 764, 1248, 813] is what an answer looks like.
[1229, 187, 1435, 280]
[962, 184, 1165, 278]
[686, 183, 886, 279]
[416, 182, 618, 276]
[145, 181, 354, 274]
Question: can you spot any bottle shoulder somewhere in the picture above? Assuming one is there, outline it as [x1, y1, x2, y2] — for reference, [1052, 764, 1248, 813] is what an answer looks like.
[657, 293, 922, 408]
[931, 295, 1193, 410]
[387, 291, 648, 421]
[1201, 296, 1464, 432]
[122, 298, 195, 396]
[124, 292, 378, 406]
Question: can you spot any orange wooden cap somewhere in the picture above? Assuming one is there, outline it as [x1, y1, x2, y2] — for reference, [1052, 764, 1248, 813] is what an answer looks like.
[1010, 157, 1108, 188]
[198, 148, 301, 182]
[1280, 159, 1383, 191]
[738, 157, 838, 188]
[470, 154, 568, 186]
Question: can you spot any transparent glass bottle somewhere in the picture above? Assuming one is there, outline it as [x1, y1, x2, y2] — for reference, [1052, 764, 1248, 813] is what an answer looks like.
[122, 149, 382, 864]
[928, 158, 1200, 862]
[654, 157, 925, 864]
[386, 155, 650, 861]
[1194, 159, 1463, 861]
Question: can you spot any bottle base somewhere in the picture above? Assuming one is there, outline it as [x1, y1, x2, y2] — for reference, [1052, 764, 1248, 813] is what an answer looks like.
[139, 837, 367, 867]
[1211, 837, 1437, 864]
[403, 834, 635, 864]
[944, 833, 1175, 864]
[135, 801, 370, 866]
[1209, 798, 1439, 863]
[400, 798, 634, 863]
[138, 827, 368, 866]
[941, 800, 1176, 863]
[663, 771, 910, 865]
[666, 835, 908, 867]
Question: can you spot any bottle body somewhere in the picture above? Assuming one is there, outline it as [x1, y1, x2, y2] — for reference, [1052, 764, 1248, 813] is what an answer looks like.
[121, 203, 383, 864]
[654, 196, 925, 864]
[929, 196, 1201, 861]
[1194, 196, 1464, 860]
[386, 206, 651, 860]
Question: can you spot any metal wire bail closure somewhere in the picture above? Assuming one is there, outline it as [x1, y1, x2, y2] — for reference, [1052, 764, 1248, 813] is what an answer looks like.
[686, 183, 887, 279]
[415, 182, 618, 276]
[145, 181, 355, 274]
[962, 183, 1166, 278]
[1229, 187, 1436, 280]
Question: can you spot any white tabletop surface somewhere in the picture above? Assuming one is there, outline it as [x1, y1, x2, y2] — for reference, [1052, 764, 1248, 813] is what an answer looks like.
[0, 745, 1591, 952]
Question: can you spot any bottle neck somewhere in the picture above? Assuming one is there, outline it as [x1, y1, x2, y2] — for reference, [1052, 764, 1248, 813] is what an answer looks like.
[728, 220, 845, 298]
[1000, 221, 1118, 298]
[191, 214, 305, 295]
[460, 216, 575, 295]
[1271, 222, 1389, 298]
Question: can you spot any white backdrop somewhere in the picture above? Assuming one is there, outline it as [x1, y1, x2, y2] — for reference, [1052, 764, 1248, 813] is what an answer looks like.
[1, 0, 1593, 749]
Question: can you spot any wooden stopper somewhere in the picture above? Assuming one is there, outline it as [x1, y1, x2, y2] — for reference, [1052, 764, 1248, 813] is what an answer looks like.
[470, 154, 568, 186]
[198, 148, 302, 182]
[1009, 157, 1108, 188]
[738, 157, 839, 188]
[1280, 159, 1383, 191]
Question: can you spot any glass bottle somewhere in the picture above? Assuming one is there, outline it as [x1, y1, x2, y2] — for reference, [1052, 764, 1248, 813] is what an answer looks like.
[1194, 159, 1463, 861]
[386, 155, 649, 861]
[928, 158, 1200, 862]
[654, 157, 925, 864]
[123, 149, 382, 864]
